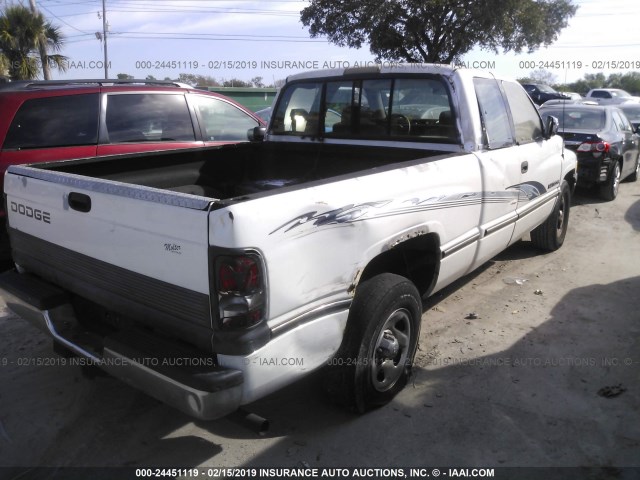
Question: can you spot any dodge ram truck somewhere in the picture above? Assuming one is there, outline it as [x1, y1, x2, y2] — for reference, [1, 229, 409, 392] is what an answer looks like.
[0, 65, 577, 420]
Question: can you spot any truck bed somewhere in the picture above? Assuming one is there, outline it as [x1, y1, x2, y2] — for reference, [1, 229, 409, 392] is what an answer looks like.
[30, 141, 454, 202]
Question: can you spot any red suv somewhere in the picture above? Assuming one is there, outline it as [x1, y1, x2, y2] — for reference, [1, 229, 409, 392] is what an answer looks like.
[0, 79, 264, 259]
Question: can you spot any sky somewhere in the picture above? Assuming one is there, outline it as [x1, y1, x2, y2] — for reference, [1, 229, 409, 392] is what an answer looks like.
[16, 0, 640, 86]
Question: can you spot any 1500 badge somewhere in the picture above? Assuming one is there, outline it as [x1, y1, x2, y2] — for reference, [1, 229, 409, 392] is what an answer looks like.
[10, 201, 51, 224]
[164, 243, 182, 254]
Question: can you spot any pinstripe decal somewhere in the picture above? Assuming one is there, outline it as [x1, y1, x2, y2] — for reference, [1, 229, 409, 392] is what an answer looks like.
[269, 183, 548, 235]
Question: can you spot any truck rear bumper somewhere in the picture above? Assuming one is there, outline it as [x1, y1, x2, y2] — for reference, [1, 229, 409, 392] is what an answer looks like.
[0, 270, 244, 420]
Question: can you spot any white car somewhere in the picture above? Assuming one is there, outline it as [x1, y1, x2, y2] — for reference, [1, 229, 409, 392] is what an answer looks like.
[585, 88, 640, 105]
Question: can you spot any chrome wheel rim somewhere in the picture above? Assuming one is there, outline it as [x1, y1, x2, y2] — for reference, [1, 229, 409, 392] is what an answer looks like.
[556, 191, 566, 236]
[613, 163, 621, 196]
[371, 308, 411, 392]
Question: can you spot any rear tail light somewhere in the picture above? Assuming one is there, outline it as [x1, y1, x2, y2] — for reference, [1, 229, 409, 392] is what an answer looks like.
[577, 141, 610, 153]
[215, 254, 266, 330]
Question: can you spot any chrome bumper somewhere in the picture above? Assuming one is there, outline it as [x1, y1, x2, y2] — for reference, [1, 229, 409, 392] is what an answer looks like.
[0, 270, 243, 420]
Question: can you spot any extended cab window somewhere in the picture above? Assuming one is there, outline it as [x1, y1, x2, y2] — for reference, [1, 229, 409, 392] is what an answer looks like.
[502, 81, 544, 144]
[473, 78, 513, 149]
[192, 96, 258, 141]
[3, 94, 99, 150]
[105, 93, 195, 143]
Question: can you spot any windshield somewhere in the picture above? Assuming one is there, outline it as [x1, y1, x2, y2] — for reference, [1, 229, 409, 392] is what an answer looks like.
[537, 84, 557, 94]
[542, 109, 606, 130]
[614, 90, 632, 98]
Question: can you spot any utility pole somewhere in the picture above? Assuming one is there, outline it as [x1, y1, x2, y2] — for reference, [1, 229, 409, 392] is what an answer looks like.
[28, 0, 52, 80]
[102, 0, 109, 79]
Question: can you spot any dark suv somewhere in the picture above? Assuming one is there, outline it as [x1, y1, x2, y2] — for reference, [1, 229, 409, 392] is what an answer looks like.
[0, 79, 264, 260]
[521, 83, 569, 106]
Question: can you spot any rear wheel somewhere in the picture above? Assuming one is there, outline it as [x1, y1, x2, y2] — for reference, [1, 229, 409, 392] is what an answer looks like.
[325, 273, 421, 412]
[531, 180, 570, 251]
[600, 160, 621, 201]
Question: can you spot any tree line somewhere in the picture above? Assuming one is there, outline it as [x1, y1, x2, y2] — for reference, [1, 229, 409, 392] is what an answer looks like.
[124, 71, 640, 95]
[3, 0, 581, 86]
[115, 73, 281, 88]
[519, 70, 640, 96]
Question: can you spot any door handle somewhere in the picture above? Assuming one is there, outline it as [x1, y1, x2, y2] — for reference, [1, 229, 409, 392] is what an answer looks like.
[68, 192, 92, 213]
[521, 161, 529, 174]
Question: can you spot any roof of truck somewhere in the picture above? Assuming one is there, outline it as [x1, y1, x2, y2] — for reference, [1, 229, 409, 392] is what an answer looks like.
[286, 64, 464, 83]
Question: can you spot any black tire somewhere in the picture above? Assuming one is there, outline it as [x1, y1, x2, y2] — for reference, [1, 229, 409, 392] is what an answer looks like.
[324, 273, 421, 413]
[600, 160, 621, 201]
[530, 180, 570, 251]
[626, 156, 639, 182]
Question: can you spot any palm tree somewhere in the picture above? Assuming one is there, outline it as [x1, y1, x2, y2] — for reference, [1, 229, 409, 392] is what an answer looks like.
[0, 52, 9, 79]
[0, 5, 67, 80]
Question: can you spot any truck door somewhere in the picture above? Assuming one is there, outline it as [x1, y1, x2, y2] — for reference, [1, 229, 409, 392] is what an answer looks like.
[469, 77, 521, 270]
[500, 81, 563, 244]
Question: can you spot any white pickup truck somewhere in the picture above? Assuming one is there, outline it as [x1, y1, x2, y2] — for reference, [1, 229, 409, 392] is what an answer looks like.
[0, 65, 576, 420]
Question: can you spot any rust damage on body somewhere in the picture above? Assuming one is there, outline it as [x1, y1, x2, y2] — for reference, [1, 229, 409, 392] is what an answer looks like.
[348, 269, 362, 296]
[347, 228, 431, 295]
[385, 228, 429, 251]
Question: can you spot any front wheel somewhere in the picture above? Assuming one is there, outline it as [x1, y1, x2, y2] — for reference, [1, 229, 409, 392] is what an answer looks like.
[530, 180, 571, 251]
[600, 160, 621, 201]
[324, 273, 422, 413]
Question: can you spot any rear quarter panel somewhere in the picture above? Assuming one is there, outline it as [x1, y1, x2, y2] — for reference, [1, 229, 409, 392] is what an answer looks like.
[209, 153, 483, 330]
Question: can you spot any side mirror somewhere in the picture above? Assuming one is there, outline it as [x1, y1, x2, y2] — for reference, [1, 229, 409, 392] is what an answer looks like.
[248, 126, 266, 142]
[545, 115, 559, 139]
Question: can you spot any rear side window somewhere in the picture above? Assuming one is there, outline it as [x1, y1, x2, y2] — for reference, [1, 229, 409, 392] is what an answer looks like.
[473, 78, 513, 149]
[612, 110, 632, 132]
[3, 94, 99, 150]
[191, 95, 258, 141]
[502, 81, 544, 144]
[105, 94, 195, 143]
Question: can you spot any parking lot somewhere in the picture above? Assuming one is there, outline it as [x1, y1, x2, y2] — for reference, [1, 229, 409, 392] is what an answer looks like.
[0, 180, 638, 472]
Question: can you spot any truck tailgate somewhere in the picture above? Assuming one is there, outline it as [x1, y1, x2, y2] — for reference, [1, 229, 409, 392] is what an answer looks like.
[4, 166, 214, 330]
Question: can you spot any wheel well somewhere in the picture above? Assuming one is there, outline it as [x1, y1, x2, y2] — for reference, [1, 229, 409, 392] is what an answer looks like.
[358, 233, 440, 297]
[564, 170, 576, 192]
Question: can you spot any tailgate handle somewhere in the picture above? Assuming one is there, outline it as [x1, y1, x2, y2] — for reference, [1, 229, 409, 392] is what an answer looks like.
[68, 192, 92, 213]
